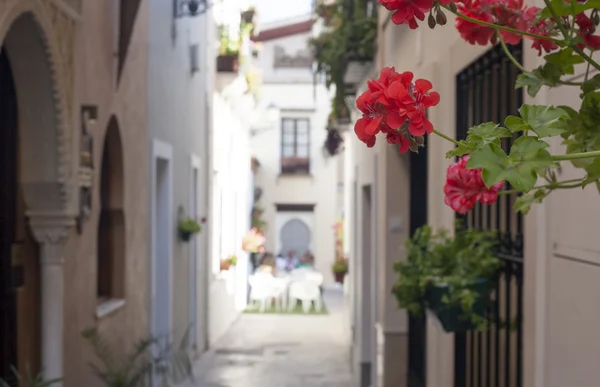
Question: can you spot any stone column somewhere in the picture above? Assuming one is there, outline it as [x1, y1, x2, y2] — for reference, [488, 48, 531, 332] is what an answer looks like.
[29, 214, 74, 386]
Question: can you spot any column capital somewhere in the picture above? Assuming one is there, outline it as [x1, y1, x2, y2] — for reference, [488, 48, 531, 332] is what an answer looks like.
[27, 211, 75, 246]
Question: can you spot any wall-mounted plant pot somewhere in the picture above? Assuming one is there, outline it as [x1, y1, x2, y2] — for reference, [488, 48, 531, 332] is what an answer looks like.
[334, 272, 347, 284]
[179, 230, 194, 242]
[217, 54, 239, 73]
[425, 278, 492, 333]
[220, 261, 232, 271]
[241, 9, 256, 24]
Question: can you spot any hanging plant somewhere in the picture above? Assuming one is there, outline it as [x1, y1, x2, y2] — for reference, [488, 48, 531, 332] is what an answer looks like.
[324, 128, 345, 156]
[178, 218, 201, 242]
[392, 221, 500, 332]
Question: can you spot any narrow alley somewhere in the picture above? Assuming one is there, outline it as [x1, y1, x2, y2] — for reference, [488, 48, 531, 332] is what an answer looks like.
[190, 288, 353, 387]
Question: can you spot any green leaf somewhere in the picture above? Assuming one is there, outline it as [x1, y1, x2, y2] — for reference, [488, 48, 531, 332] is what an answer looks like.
[583, 158, 600, 187]
[514, 190, 548, 214]
[501, 136, 554, 192]
[468, 122, 512, 144]
[504, 116, 530, 133]
[516, 71, 545, 98]
[581, 74, 600, 95]
[469, 137, 554, 192]
[517, 105, 569, 137]
[544, 48, 585, 75]
[540, 0, 600, 18]
[446, 122, 510, 158]
[446, 140, 474, 158]
[515, 64, 564, 97]
[466, 144, 509, 187]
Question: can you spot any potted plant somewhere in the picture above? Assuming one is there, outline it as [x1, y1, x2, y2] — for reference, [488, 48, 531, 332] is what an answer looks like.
[332, 257, 348, 284]
[240, 6, 256, 24]
[392, 222, 500, 332]
[217, 27, 240, 73]
[220, 255, 238, 271]
[178, 217, 201, 242]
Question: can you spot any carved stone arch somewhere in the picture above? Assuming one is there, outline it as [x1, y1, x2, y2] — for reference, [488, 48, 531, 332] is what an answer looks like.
[0, 0, 77, 215]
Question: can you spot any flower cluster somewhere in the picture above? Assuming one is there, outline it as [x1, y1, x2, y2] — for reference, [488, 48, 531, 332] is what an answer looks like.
[242, 227, 266, 253]
[379, 0, 449, 29]
[354, 67, 440, 153]
[455, 0, 562, 55]
[379, 0, 600, 56]
[443, 156, 504, 214]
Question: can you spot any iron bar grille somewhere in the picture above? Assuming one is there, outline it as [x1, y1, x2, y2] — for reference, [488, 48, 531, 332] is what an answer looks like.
[454, 43, 524, 387]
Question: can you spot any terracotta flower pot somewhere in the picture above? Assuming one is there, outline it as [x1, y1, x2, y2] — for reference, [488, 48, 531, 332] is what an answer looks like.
[334, 272, 346, 284]
[220, 261, 232, 271]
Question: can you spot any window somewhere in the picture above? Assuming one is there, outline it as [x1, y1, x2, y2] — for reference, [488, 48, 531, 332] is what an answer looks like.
[97, 117, 125, 305]
[281, 118, 310, 174]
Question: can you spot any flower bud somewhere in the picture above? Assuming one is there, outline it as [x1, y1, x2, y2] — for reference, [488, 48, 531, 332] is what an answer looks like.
[428, 13, 436, 29]
[416, 135, 425, 146]
[448, 1, 458, 13]
[409, 137, 419, 152]
[436, 10, 447, 26]
[594, 12, 600, 26]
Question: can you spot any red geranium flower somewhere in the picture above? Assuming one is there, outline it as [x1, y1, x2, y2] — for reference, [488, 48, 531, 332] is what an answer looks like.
[379, 0, 433, 28]
[576, 13, 600, 50]
[456, 4, 496, 45]
[523, 7, 558, 55]
[444, 156, 504, 214]
[354, 67, 440, 151]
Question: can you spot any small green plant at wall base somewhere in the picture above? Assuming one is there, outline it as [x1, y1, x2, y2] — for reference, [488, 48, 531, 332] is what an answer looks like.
[332, 257, 348, 274]
[178, 218, 201, 234]
[225, 255, 238, 266]
[82, 327, 193, 387]
[392, 222, 500, 329]
[0, 365, 61, 387]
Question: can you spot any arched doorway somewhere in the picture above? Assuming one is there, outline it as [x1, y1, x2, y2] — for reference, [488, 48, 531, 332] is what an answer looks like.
[97, 118, 125, 303]
[0, 9, 69, 383]
[279, 218, 311, 257]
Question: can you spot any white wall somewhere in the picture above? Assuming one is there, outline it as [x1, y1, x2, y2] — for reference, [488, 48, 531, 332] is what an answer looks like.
[147, 0, 212, 355]
[208, 90, 253, 346]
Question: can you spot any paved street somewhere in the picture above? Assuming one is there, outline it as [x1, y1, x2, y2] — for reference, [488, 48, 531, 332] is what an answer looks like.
[190, 287, 354, 387]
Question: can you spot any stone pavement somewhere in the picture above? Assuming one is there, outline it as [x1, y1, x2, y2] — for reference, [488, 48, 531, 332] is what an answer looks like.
[189, 286, 354, 387]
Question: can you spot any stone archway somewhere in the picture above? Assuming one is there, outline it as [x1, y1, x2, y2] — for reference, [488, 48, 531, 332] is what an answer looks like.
[0, 2, 78, 384]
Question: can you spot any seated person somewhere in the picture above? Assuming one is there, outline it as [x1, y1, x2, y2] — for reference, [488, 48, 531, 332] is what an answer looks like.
[257, 252, 276, 275]
[275, 254, 287, 272]
[297, 252, 315, 269]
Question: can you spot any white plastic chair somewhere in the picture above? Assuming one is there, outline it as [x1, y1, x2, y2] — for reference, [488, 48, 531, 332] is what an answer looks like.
[248, 273, 275, 312]
[270, 276, 291, 311]
[288, 280, 323, 313]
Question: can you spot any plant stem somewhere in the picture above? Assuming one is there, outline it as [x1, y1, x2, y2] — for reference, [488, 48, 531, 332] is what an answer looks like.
[559, 79, 583, 86]
[553, 150, 600, 160]
[498, 178, 590, 194]
[442, 5, 562, 43]
[542, 0, 600, 72]
[433, 129, 460, 145]
[498, 32, 527, 72]
[584, 50, 593, 82]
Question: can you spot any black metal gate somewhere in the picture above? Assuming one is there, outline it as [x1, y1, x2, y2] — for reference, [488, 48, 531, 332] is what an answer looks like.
[0, 47, 19, 384]
[454, 44, 524, 387]
[408, 139, 428, 387]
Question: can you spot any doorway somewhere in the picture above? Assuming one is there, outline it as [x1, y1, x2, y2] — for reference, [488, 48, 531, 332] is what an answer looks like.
[360, 185, 373, 387]
[407, 140, 429, 387]
[0, 46, 41, 383]
[151, 142, 173, 351]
